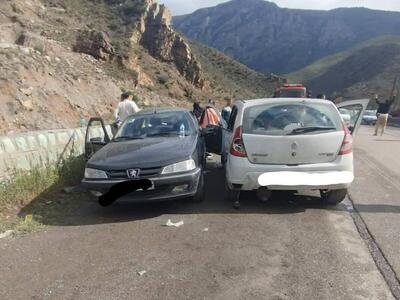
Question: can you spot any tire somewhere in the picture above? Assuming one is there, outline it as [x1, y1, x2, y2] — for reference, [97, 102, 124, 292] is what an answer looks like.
[321, 189, 347, 205]
[220, 153, 227, 167]
[190, 172, 205, 203]
[224, 183, 240, 203]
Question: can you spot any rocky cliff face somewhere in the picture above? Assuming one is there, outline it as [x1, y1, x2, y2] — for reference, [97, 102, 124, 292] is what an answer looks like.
[136, 0, 206, 88]
[174, 0, 400, 75]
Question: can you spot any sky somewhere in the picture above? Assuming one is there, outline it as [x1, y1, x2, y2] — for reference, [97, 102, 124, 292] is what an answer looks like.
[158, 0, 400, 15]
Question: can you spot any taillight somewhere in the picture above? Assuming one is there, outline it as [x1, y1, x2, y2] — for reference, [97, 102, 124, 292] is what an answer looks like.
[230, 126, 247, 157]
[339, 123, 353, 155]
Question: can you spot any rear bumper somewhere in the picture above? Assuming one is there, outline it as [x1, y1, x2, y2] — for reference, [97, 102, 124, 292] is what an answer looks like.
[82, 168, 201, 202]
[226, 155, 353, 191]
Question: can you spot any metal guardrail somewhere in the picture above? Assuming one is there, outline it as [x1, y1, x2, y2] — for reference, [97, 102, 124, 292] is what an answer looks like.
[389, 117, 400, 128]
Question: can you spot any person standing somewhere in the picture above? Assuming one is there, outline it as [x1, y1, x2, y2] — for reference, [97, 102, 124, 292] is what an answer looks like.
[221, 97, 233, 123]
[192, 101, 203, 120]
[115, 92, 140, 123]
[374, 93, 396, 136]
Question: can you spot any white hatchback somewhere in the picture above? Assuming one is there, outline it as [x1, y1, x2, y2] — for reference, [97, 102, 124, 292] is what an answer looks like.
[218, 98, 368, 206]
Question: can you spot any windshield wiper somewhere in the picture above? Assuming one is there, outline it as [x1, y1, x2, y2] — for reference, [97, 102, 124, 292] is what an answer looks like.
[288, 126, 336, 135]
[147, 132, 189, 137]
[113, 136, 144, 141]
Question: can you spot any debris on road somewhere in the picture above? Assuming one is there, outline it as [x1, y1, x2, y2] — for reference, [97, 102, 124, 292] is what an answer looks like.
[137, 270, 147, 276]
[165, 219, 184, 227]
[25, 214, 33, 222]
[63, 185, 87, 194]
[0, 230, 13, 239]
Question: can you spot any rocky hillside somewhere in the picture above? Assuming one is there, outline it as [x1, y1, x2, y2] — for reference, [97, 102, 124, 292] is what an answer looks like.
[0, 0, 274, 134]
[288, 36, 400, 102]
[174, 0, 400, 75]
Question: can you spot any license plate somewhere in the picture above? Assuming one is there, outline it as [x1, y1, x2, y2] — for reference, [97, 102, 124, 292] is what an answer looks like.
[136, 180, 155, 192]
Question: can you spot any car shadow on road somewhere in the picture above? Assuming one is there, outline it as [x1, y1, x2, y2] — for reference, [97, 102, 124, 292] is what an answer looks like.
[27, 165, 350, 227]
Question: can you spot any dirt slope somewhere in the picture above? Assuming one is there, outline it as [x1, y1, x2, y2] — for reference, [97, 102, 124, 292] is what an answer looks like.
[0, 0, 274, 134]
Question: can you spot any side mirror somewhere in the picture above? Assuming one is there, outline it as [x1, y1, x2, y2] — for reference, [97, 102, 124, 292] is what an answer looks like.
[202, 126, 215, 135]
[90, 137, 107, 145]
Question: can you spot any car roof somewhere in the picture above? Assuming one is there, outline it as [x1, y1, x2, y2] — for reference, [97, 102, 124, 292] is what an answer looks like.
[134, 107, 190, 116]
[234, 98, 335, 108]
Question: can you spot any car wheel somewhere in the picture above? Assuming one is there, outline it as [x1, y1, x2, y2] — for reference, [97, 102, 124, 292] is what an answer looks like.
[190, 172, 205, 203]
[224, 183, 240, 203]
[321, 189, 347, 205]
[220, 153, 227, 167]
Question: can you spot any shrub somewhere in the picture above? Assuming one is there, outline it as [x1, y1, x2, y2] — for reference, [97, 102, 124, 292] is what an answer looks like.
[158, 75, 169, 85]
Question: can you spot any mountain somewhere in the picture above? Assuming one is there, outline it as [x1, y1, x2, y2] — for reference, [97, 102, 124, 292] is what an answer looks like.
[288, 36, 400, 101]
[173, 0, 400, 75]
[0, 0, 274, 134]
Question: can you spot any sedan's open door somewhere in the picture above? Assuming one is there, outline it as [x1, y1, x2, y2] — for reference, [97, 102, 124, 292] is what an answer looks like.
[85, 118, 110, 160]
[199, 105, 227, 154]
[336, 99, 369, 136]
[203, 124, 223, 154]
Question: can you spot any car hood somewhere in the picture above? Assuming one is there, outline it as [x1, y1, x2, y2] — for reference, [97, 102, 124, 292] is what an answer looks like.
[87, 135, 198, 170]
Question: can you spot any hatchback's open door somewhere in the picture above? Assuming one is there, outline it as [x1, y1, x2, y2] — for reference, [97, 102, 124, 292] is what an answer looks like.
[85, 118, 110, 160]
[336, 99, 369, 136]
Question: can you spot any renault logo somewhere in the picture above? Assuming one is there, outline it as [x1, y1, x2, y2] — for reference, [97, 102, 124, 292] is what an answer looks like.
[127, 169, 140, 179]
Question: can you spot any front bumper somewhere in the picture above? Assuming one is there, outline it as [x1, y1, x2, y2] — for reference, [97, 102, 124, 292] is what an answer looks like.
[82, 168, 202, 202]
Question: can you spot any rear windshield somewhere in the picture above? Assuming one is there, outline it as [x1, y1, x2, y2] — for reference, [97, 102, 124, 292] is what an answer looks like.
[243, 103, 342, 136]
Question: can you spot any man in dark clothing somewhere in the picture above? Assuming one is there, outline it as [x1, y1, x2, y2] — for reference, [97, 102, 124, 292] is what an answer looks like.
[375, 94, 396, 136]
[193, 102, 203, 120]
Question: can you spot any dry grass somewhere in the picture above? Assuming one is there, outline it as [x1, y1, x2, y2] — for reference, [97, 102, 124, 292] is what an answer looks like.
[0, 156, 89, 235]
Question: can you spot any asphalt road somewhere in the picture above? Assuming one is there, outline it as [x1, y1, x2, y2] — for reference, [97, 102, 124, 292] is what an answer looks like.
[0, 127, 398, 299]
[350, 125, 400, 291]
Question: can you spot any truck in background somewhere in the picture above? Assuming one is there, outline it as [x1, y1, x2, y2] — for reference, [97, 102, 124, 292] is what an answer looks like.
[273, 84, 307, 98]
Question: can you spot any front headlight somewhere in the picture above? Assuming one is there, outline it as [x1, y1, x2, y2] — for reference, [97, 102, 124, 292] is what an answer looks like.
[161, 159, 196, 175]
[84, 168, 108, 179]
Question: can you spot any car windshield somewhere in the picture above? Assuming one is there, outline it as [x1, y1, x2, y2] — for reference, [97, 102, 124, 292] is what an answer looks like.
[243, 102, 342, 136]
[114, 111, 196, 140]
[279, 89, 306, 98]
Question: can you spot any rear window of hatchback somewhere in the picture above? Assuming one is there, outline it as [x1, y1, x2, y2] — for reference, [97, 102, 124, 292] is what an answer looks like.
[243, 102, 342, 136]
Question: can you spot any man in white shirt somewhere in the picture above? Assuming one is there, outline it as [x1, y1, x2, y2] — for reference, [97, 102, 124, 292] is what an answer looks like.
[115, 92, 140, 123]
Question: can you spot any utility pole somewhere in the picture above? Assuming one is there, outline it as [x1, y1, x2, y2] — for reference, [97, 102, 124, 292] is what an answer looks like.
[390, 77, 399, 115]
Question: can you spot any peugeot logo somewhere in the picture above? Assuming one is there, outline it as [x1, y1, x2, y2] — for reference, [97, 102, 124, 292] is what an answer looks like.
[127, 169, 140, 179]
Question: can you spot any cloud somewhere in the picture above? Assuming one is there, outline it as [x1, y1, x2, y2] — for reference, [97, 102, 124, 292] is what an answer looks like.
[159, 0, 400, 15]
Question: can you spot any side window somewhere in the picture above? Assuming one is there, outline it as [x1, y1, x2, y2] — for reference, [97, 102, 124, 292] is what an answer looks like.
[227, 106, 238, 131]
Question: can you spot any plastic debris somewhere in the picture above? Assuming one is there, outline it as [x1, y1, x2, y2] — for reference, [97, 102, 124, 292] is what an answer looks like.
[0, 230, 13, 239]
[63, 185, 87, 194]
[202, 228, 209, 232]
[165, 219, 184, 227]
[25, 214, 33, 222]
[137, 270, 147, 276]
